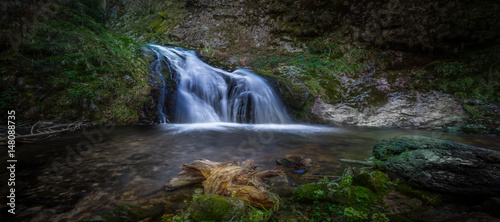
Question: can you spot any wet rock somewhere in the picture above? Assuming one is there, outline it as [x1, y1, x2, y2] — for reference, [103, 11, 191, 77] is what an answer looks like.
[373, 135, 500, 196]
[277, 156, 313, 168]
[276, 158, 294, 168]
[269, 187, 294, 199]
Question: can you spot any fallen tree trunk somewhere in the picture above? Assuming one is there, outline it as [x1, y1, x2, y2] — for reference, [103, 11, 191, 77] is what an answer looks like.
[165, 159, 284, 209]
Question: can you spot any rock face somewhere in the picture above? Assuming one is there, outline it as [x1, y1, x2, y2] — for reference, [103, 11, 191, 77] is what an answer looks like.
[167, 0, 500, 54]
[373, 135, 500, 196]
[312, 92, 465, 129]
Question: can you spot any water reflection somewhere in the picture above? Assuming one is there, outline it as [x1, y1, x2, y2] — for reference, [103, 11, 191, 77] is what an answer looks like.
[1, 125, 498, 221]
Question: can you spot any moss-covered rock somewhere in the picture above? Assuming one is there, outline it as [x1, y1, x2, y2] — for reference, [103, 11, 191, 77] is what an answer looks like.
[293, 182, 330, 203]
[352, 171, 390, 194]
[372, 135, 466, 161]
[373, 135, 500, 196]
[187, 194, 246, 222]
[293, 170, 392, 222]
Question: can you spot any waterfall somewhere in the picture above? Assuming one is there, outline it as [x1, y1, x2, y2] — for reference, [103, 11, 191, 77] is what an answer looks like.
[147, 44, 292, 124]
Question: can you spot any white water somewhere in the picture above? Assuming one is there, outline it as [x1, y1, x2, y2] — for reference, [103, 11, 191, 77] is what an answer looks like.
[147, 44, 291, 124]
[161, 122, 339, 134]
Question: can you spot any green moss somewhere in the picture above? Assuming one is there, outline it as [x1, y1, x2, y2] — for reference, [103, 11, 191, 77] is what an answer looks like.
[334, 185, 378, 206]
[245, 205, 274, 222]
[2, 0, 151, 124]
[112, 203, 135, 217]
[294, 183, 330, 203]
[352, 171, 390, 194]
[187, 194, 246, 222]
[344, 207, 368, 222]
[111, 0, 187, 46]
[248, 32, 388, 120]
[294, 171, 392, 221]
[371, 212, 390, 222]
[419, 45, 500, 104]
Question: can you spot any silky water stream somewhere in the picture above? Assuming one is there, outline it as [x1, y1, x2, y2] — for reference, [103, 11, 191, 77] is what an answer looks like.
[2, 45, 499, 221]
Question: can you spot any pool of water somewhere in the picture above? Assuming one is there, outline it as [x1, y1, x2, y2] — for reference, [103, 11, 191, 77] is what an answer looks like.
[1, 124, 499, 221]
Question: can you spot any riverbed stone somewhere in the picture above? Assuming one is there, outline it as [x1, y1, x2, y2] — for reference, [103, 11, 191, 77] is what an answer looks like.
[373, 135, 500, 196]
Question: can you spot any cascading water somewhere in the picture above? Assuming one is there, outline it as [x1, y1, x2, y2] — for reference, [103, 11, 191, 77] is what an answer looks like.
[147, 44, 292, 124]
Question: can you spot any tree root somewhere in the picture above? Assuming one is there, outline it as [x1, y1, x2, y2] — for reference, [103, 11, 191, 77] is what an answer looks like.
[165, 159, 284, 209]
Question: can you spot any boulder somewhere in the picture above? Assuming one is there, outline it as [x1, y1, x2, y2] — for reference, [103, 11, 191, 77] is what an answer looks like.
[373, 135, 500, 196]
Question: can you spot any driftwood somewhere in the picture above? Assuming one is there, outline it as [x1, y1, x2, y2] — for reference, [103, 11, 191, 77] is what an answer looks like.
[339, 158, 374, 167]
[165, 159, 284, 209]
[0, 121, 87, 144]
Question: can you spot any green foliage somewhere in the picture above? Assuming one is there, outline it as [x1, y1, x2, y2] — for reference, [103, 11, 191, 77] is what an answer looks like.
[245, 205, 274, 222]
[110, 0, 187, 45]
[187, 194, 245, 221]
[371, 212, 390, 222]
[0, 87, 19, 114]
[423, 45, 500, 103]
[10, 0, 150, 123]
[251, 34, 385, 108]
[294, 170, 392, 222]
[344, 207, 368, 222]
[168, 188, 277, 222]
[294, 182, 330, 203]
[352, 171, 391, 194]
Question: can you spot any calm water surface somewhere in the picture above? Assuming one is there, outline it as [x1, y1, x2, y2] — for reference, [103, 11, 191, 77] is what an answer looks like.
[1, 124, 499, 221]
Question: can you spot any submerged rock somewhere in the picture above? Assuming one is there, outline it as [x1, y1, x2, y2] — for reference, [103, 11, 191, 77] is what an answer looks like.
[373, 135, 500, 196]
[276, 158, 294, 168]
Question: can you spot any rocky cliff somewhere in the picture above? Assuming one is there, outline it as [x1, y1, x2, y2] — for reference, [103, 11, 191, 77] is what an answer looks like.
[1, 0, 499, 132]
